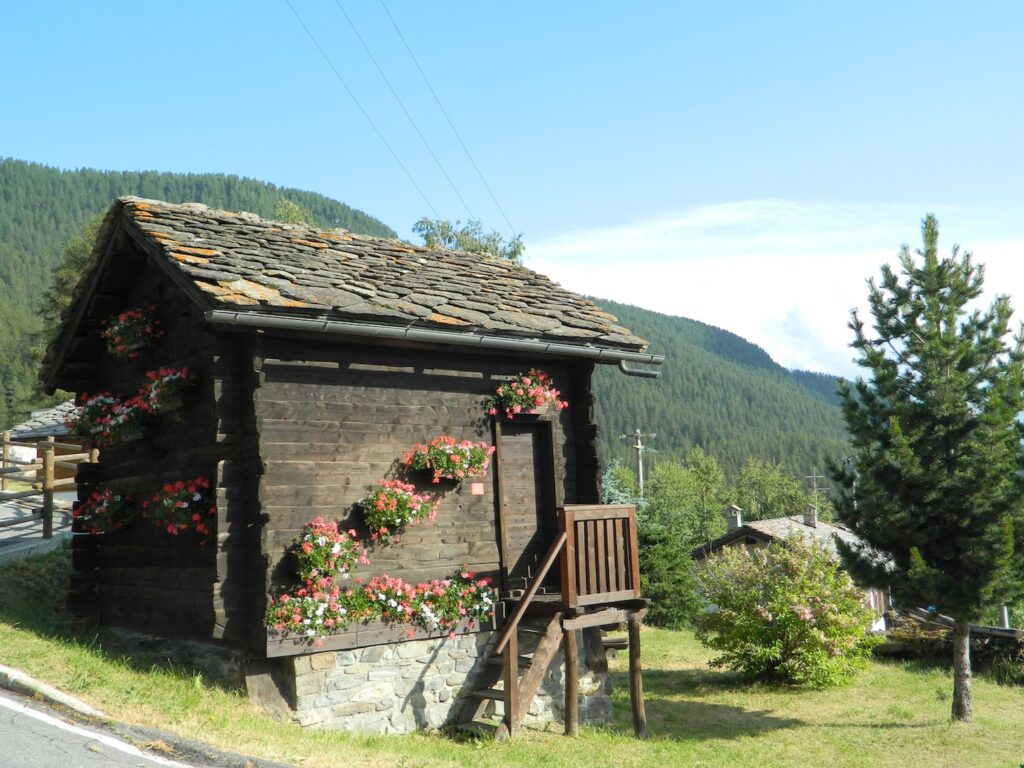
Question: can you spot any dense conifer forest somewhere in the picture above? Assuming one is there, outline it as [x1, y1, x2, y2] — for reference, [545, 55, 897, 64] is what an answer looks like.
[592, 299, 849, 477]
[0, 159, 849, 481]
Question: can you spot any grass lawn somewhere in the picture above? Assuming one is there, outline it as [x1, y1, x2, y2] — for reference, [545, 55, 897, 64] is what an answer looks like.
[2, 548, 1023, 767]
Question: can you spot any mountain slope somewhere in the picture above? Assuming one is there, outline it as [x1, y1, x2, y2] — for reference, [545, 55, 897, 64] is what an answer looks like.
[0, 159, 850, 479]
[591, 299, 849, 477]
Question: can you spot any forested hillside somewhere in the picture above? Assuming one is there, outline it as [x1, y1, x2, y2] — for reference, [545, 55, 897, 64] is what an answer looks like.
[591, 299, 850, 478]
[0, 159, 850, 481]
[0, 158, 396, 426]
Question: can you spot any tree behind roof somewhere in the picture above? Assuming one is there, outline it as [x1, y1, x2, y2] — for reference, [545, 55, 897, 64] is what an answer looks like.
[412, 218, 523, 263]
[830, 214, 1024, 722]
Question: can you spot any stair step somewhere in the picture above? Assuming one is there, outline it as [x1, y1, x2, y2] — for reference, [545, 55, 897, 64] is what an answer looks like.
[468, 688, 506, 702]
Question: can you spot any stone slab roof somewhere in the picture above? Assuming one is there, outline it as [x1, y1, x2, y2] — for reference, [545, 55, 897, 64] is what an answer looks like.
[741, 516, 864, 559]
[693, 514, 886, 564]
[7, 401, 75, 439]
[113, 197, 648, 350]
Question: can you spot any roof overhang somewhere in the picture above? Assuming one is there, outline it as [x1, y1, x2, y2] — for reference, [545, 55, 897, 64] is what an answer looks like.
[204, 309, 664, 376]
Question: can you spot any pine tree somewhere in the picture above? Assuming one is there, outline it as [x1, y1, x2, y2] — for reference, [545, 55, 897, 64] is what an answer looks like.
[831, 214, 1024, 722]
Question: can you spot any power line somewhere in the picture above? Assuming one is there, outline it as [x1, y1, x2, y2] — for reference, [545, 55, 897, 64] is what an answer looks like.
[334, 0, 475, 221]
[378, 0, 518, 238]
[284, 0, 440, 219]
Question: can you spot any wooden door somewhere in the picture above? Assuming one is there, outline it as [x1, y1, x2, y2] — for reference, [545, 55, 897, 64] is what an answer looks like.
[496, 420, 558, 593]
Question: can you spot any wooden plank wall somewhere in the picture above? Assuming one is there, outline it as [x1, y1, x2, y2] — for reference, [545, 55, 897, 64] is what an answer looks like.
[255, 339, 588, 617]
[70, 254, 228, 641]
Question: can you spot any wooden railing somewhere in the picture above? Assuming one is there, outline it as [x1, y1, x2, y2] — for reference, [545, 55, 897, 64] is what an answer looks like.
[492, 530, 567, 735]
[487, 503, 641, 737]
[559, 504, 641, 609]
[0, 431, 94, 539]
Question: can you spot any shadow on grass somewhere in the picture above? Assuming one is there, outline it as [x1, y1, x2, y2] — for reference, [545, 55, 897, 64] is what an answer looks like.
[0, 546, 243, 694]
[606, 667, 804, 741]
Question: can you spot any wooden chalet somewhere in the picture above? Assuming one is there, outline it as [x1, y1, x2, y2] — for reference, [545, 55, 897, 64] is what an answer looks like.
[42, 197, 662, 737]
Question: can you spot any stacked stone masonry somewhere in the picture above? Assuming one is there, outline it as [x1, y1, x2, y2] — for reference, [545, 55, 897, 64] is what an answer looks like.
[282, 626, 611, 734]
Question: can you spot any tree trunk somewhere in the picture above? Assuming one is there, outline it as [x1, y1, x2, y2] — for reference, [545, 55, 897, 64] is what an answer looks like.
[951, 619, 973, 722]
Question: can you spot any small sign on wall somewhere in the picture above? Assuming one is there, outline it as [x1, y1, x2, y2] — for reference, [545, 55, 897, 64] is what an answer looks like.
[470, 482, 485, 496]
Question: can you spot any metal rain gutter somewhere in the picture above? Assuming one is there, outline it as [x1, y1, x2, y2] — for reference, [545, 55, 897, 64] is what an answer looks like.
[204, 309, 664, 376]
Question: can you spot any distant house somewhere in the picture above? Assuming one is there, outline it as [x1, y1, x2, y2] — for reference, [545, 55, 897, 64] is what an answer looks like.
[692, 504, 890, 631]
[41, 197, 659, 736]
[3, 401, 84, 484]
[7, 401, 76, 441]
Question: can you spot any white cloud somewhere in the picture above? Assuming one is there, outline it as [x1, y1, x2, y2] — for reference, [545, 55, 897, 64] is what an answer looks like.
[526, 200, 1024, 378]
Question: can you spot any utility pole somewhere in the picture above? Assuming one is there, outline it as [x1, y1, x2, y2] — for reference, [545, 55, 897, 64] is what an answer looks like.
[620, 428, 656, 496]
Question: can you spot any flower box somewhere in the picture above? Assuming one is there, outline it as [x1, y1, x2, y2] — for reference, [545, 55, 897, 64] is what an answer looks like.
[404, 436, 495, 484]
[101, 305, 163, 359]
[485, 369, 568, 420]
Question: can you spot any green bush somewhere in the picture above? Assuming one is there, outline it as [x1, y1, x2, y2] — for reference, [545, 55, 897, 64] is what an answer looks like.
[640, 539, 703, 629]
[695, 535, 881, 687]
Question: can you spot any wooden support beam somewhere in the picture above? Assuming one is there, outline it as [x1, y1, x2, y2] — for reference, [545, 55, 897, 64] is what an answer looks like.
[561, 603, 648, 631]
[513, 613, 563, 727]
[628, 618, 648, 739]
[564, 627, 579, 736]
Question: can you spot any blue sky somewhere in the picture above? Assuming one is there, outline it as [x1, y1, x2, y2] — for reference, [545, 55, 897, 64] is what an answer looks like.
[3, 2, 1023, 375]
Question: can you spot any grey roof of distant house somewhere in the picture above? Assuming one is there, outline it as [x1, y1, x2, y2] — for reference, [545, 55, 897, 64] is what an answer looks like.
[693, 514, 882, 562]
[91, 197, 648, 349]
[7, 401, 75, 439]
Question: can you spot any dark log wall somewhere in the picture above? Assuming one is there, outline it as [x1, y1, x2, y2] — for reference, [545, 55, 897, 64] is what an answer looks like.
[70, 248, 248, 643]
[255, 337, 598, 616]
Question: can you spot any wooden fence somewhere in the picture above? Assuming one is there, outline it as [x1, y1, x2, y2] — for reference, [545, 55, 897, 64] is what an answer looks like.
[0, 431, 95, 538]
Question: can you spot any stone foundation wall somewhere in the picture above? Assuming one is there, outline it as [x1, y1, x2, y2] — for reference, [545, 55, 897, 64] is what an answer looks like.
[248, 624, 612, 734]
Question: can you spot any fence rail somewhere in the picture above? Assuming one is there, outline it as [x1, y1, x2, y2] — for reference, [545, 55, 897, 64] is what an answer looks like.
[0, 430, 96, 539]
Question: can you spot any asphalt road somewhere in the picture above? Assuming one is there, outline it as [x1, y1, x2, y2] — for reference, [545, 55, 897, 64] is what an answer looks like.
[0, 689, 197, 768]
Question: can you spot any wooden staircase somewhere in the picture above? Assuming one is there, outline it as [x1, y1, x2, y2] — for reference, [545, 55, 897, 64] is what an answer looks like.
[457, 505, 650, 740]
[460, 610, 565, 739]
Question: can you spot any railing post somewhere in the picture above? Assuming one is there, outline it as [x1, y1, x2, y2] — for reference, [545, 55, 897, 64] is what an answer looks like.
[560, 506, 578, 610]
[563, 626, 579, 735]
[503, 628, 519, 736]
[42, 436, 55, 539]
[1, 431, 9, 492]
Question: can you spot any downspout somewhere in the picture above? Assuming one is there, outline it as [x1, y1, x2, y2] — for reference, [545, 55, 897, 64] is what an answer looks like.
[204, 309, 664, 376]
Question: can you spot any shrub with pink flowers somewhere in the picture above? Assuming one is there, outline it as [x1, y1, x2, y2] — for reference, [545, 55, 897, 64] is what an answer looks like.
[66, 393, 149, 447]
[404, 435, 495, 483]
[72, 487, 133, 535]
[101, 305, 164, 358]
[695, 534, 881, 688]
[485, 369, 568, 419]
[362, 480, 438, 542]
[140, 476, 215, 543]
[139, 367, 195, 413]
